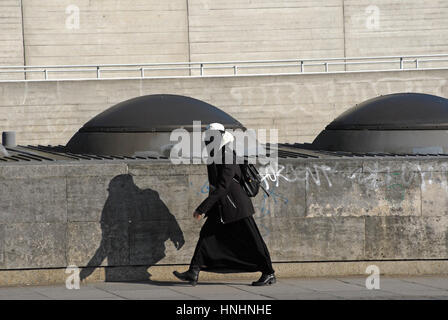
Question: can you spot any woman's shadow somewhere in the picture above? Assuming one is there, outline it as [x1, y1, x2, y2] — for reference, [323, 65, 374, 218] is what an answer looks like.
[80, 174, 185, 282]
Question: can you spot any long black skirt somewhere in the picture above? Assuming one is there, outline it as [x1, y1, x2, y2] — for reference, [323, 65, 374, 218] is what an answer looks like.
[190, 213, 275, 274]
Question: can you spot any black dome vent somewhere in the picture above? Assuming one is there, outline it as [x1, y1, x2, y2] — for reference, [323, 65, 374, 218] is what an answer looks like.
[66, 94, 244, 156]
[312, 93, 448, 154]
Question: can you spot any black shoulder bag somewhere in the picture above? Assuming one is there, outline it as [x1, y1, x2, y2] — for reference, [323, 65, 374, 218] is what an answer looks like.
[238, 163, 269, 198]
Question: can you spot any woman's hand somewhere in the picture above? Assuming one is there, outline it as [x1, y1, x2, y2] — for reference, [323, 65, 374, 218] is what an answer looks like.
[193, 210, 203, 221]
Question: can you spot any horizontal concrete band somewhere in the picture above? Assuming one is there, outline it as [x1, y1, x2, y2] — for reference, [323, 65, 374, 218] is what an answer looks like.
[1, 69, 448, 146]
[2, 260, 448, 287]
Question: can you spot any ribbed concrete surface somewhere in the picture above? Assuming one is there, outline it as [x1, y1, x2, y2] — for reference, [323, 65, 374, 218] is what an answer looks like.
[22, 0, 190, 70]
[0, 0, 24, 79]
[9, 1, 448, 68]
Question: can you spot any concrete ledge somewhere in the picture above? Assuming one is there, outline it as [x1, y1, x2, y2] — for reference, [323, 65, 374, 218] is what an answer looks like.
[2, 261, 448, 287]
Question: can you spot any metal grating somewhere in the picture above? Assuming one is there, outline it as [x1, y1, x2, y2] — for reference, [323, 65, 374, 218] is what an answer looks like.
[0, 145, 169, 163]
[275, 143, 448, 159]
[1, 143, 448, 165]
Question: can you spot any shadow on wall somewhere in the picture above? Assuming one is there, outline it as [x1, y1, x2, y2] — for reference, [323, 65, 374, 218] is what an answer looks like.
[80, 174, 185, 282]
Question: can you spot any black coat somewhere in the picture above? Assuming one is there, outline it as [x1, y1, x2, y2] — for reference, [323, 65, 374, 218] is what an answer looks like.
[195, 157, 255, 224]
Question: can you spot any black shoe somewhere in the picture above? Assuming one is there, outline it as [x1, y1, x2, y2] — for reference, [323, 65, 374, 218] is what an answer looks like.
[173, 268, 200, 286]
[252, 273, 276, 286]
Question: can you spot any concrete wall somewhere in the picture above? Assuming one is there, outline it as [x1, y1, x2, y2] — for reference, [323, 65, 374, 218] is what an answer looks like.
[0, 69, 447, 146]
[344, 0, 448, 70]
[344, 0, 448, 57]
[21, 0, 190, 68]
[2, 0, 448, 71]
[188, 0, 344, 62]
[1, 156, 448, 285]
[0, 0, 25, 79]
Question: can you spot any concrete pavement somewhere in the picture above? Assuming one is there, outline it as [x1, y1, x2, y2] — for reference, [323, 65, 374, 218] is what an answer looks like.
[1, 275, 448, 300]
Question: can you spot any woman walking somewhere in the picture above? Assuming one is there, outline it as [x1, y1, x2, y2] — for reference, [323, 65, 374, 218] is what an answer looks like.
[173, 123, 275, 286]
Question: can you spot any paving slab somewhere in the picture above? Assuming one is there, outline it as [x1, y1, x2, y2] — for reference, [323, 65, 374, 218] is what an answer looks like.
[0, 293, 50, 300]
[29, 285, 121, 300]
[101, 288, 195, 300]
[370, 278, 445, 293]
[398, 276, 448, 290]
[328, 289, 406, 300]
[284, 278, 365, 291]
[228, 280, 317, 299]
[171, 283, 272, 300]
[272, 292, 344, 300]
[1, 276, 448, 300]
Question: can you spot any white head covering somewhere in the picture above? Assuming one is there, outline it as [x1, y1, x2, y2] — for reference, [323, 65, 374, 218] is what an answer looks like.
[205, 122, 234, 150]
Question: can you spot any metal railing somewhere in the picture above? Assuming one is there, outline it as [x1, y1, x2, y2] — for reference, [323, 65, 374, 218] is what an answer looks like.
[1, 53, 448, 81]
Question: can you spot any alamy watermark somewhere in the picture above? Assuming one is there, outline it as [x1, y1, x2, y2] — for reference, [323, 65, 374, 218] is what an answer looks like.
[365, 265, 380, 290]
[365, 5, 380, 30]
[65, 265, 80, 290]
[66, 5, 80, 30]
[168, 121, 278, 167]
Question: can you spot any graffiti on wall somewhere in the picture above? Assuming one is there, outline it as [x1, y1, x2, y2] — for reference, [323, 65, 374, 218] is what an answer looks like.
[193, 160, 448, 237]
[259, 161, 448, 193]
